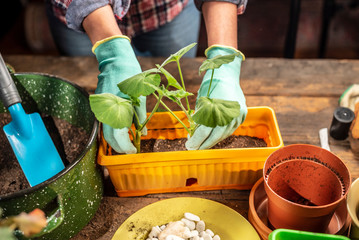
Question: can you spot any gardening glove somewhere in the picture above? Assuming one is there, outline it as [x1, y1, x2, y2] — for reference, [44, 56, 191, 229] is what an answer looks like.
[339, 84, 359, 111]
[93, 36, 146, 154]
[186, 45, 247, 150]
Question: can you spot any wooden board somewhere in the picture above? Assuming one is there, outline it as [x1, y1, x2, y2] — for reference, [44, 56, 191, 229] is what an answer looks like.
[3, 55, 359, 239]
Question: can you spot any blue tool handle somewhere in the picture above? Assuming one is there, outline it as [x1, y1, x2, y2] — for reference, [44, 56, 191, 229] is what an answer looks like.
[0, 54, 21, 108]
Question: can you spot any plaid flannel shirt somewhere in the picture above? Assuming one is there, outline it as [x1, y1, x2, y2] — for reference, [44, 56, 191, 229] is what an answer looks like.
[49, 0, 247, 38]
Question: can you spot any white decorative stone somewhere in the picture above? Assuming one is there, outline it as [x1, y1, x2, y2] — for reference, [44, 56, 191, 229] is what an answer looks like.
[184, 212, 200, 222]
[196, 221, 205, 233]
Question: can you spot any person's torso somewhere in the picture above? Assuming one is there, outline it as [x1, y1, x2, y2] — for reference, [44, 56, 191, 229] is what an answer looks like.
[118, 0, 189, 37]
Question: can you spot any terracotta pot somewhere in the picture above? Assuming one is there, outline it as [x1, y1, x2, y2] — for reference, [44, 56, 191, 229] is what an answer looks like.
[263, 144, 351, 233]
[249, 178, 351, 240]
[347, 178, 359, 240]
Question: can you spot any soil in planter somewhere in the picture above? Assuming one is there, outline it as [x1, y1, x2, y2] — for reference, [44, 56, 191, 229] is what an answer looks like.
[111, 135, 267, 154]
[0, 113, 89, 196]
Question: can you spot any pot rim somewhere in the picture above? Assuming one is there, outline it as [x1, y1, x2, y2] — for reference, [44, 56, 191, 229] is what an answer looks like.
[263, 144, 351, 210]
[0, 72, 99, 200]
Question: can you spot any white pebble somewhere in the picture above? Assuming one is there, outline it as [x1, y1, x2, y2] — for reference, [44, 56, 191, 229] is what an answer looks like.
[181, 218, 196, 230]
[166, 235, 185, 240]
[205, 229, 214, 237]
[201, 232, 212, 240]
[184, 212, 200, 222]
[196, 220, 205, 232]
[190, 230, 199, 237]
[213, 235, 220, 240]
[182, 227, 192, 238]
[158, 221, 186, 240]
[148, 213, 220, 240]
[149, 226, 162, 238]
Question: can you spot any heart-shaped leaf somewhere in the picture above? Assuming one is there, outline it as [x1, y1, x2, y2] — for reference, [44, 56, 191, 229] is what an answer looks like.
[192, 97, 241, 127]
[160, 43, 197, 68]
[89, 93, 134, 129]
[199, 53, 239, 74]
[156, 64, 182, 90]
[118, 68, 161, 98]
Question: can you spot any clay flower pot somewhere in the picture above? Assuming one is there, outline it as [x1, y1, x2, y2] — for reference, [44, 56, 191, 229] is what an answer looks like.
[263, 144, 351, 233]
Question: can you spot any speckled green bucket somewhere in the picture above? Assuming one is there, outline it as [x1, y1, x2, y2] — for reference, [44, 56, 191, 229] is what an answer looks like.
[0, 73, 103, 239]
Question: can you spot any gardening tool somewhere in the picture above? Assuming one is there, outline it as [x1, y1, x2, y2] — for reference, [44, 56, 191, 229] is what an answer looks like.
[319, 127, 331, 151]
[0, 72, 102, 240]
[0, 54, 64, 186]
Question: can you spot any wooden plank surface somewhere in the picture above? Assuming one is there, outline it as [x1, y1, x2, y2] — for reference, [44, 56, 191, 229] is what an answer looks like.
[3, 55, 359, 239]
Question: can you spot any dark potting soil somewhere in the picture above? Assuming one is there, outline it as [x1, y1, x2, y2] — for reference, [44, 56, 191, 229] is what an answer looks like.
[0, 113, 89, 196]
[287, 194, 317, 206]
[111, 135, 267, 154]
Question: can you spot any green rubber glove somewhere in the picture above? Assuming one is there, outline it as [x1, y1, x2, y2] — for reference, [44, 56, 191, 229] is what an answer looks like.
[186, 45, 247, 150]
[339, 84, 359, 111]
[93, 36, 146, 154]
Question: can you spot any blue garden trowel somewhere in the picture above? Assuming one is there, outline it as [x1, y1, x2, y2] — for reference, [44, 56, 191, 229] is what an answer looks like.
[0, 54, 64, 186]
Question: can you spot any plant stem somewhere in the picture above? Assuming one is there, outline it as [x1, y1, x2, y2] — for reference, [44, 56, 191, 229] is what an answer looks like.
[133, 110, 142, 130]
[177, 100, 193, 122]
[139, 94, 164, 131]
[129, 128, 140, 153]
[207, 69, 215, 97]
[129, 128, 135, 140]
[153, 93, 191, 133]
[134, 130, 141, 153]
[177, 60, 190, 112]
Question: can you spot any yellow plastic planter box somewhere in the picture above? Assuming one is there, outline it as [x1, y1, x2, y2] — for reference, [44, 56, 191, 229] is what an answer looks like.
[97, 106, 283, 197]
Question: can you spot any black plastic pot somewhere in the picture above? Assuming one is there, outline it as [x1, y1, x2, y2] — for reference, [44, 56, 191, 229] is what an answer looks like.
[0, 73, 103, 239]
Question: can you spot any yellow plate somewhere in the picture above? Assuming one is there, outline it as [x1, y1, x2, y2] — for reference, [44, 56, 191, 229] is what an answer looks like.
[112, 197, 261, 240]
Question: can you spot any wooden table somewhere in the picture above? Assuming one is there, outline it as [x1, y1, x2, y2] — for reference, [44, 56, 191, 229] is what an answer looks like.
[4, 55, 359, 239]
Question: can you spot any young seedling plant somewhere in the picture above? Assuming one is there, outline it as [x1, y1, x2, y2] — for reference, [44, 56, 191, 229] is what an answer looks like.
[89, 43, 242, 153]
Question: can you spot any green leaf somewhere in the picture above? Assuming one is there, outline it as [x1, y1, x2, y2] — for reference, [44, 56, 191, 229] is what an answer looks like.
[165, 89, 193, 102]
[156, 64, 182, 90]
[199, 53, 239, 74]
[129, 96, 141, 107]
[0, 228, 15, 240]
[160, 43, 197, 68]
[192, 97, 241, 127]
[118, 69, 161, 98]
[89, 93, 134, 129]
